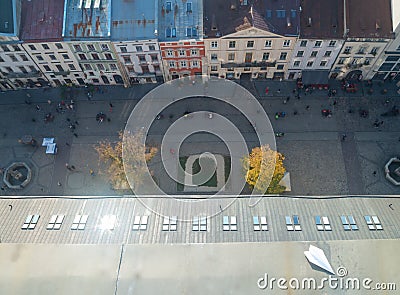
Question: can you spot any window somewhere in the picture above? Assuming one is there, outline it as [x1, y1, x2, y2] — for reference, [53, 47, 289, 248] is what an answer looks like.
[314, 41, 322, 47]
[138, 55, 146, 62]
[49, 54, 57, 60]
[21, 214, 40, 230]
[166, 27, 172, 38]
[315, 216, 331, 231]
[364, 58, 371, 65]
[0, 56, 3, 62]
[351, 58, 359, 65]
[18, 66, 27, 73]
[180, 61, 187, 68]
[223, 216, 237, 231]
[47, 215, 64, 230]
[8, 54, 17, 62]
[73, 44, 82, 51]
[97, 64, 105, 71]
[105, 53, 113, 60]
[192, 27, 197, 37]
[285, 215, 301, 231]
[62, 54, 70, 59]
[192, 216, 207, 231]
[279, 52, 287, 60]
[266, 10, 272, 18]
[247, 40, 254, 48]
[300, 40, 307, 47]
[162, 216, 177, 231]
[186, 27, 192, 37]
[148, 45, 155, 51]
[364, 215, 383, 230]
[78, 53, 87, 60]
[306, 61, 313, 67]
[167, 50, 174, 57]
[211, 53, 218, 61]
[5, 66, 13, 72]
[87, 44, 95, 51]
[132, 216, 149, 231]
[262, 52, 269, 60]
[320, 61, 327, 66]
[120, 47, 127, 53]
[211, 65, 218, 71]
[91, 53, 100, 60]
[110, 64, 117, 70]
[357, 46, 367, 54]
[228, 53, 235, 61]
[179, 49, 186, 56]
[211, 41, 218, 48]
[154, 65, 160, 72]
[68, 64, 76, 70]
[370, 47, 379, 55]
[1, 45, 10, 52]
[122, 55, 131, 63]
[283, 40, 290, 47]
[191, 49, 198, 56]
[71, 215, 89, 230]
[324, 51, 332, 57]
[245, 52, 252, 63]
[169, 61, 175, 68]
[291, 9, 296, 18]
[101, 44, 109, 51]
[277, 64, 284, 70]
[191, 60, 199, 67]
[42, 44, 50, 50]
[171, 28, 176, 37]
[44, 65, 51, 71]
[340, 215, 358, 231]
[136, 46, 143, 52]
[229, 41, 236, 48]
[253, 216, 268, 231]
[294, 60, 300, 67]
[296, 51, 304, 57]
[338, 57, 346, 64]
[56, 65, 64, 71]
[28, 44, 36, 50]
[166, 1, 172, 12]
[265, 40, 272, 47]
[276, 10, 286, 18]
[329, 40, 336, 47]
[29, 66, 36, 72]
[186, 2, 192, 12]
[310, 51, 317, 57]
[55, 43, 63, 49]
[343, 46, 352, 54]
[84, 64, 92, 70]
[151, 55, 158, 62]
[126, 65, 134, 73]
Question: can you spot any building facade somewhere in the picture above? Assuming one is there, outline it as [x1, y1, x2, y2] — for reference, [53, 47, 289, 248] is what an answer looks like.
[111, 0, 163, 84]
[203, 0, 300, 80]
[329, 0, 393, 80]
[158, 0, 205, 81]
[62, 0, 124, 86]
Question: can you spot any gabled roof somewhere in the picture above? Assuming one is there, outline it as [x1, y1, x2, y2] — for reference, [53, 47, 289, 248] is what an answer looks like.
[204, 0, 300, 38]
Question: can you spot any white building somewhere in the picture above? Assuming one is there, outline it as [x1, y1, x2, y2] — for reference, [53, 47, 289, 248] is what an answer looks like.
[203, 0, 300, 80]
[329, 0, 393, 80]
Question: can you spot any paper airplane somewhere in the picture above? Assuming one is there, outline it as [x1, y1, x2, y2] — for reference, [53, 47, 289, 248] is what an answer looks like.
[304, 245, 335, 275]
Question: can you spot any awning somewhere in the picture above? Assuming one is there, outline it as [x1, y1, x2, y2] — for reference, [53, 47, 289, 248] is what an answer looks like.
[301, 70, 329, 85]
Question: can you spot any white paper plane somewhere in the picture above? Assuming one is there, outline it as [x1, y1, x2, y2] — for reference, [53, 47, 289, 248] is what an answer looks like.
[304, 245, 335, 275]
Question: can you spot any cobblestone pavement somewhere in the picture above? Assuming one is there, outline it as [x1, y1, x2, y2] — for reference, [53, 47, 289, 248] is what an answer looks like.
[0, 79, 399, 196]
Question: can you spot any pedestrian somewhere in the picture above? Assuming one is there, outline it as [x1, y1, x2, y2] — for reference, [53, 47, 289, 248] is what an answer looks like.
[306, 105, 310, 110]
[373, 171, 377, 176]
[65, 163, 72, 170]
[286, 96, 290, 102]
[89, 169, 94, 176]
[74, 120, 79, 125]
[73, 133, 78, 137]
[341, 134, 347, 141]
[109, 103, 113, 108]
[293, 110, 298, 115]
[333, 100, 337, 106]
[57, 181, 62, 186]
[277, 89, 281, 94]
[265, 87, 269, 95]
[71, 165, 76, 170]
[36, 105, 40, 111]
[66, 142, 70, 146]
[47, 99, 52, 105]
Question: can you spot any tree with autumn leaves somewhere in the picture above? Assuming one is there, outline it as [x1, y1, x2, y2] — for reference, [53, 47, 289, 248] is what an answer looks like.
[242, 145, 286, 194]
[95, 130, 158, 190]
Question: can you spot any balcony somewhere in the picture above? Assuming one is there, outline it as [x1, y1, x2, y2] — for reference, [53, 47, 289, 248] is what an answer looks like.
[221, 61, 276, 68]
[54, 71, 71, 76]
[345, 63, 362, 69]
[6, 71, 42, 79]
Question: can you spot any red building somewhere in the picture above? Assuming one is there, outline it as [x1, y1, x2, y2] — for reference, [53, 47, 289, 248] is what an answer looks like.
[160, 40, 205, 81]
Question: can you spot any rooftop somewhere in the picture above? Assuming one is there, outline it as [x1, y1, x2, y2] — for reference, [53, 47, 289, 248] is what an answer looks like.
[157, 0, 203, 42]
[204, 0, 300, 39]
[299, 0, 344, 39]
[62, 0, 111, 40]
[0, 0, 16, 36]
[110, 0, 156, 41]
[1, 196, 399, 244]
[20, 0, 65, 42]
[346, 0, 393, 39]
